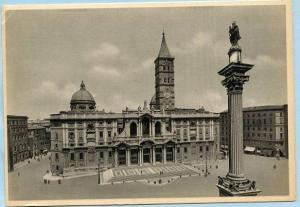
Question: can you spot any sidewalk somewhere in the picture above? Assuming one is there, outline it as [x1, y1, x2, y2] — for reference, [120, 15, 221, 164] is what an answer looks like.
[14, 154, 50, 170]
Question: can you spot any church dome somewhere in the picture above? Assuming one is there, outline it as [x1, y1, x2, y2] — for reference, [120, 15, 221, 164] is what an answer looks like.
[149, 94, 156, 109]
[70, 81, 96, 111]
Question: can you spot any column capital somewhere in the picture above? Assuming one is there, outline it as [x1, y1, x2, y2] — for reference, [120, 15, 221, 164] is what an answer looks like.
[222, 74, 249, 93]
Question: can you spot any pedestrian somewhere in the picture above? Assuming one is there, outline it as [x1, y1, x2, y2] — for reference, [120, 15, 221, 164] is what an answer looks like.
[18, 172, 20, 176]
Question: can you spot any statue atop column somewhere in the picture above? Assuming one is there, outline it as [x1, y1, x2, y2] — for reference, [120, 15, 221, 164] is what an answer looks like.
[228, 21, 242, 63]
[229, 21, 241, 46]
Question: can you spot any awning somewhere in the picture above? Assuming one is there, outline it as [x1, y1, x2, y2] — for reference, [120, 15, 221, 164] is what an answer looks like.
[244, 146, 255, 152]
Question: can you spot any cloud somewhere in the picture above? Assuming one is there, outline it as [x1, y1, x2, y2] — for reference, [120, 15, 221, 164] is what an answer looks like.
[90, 65, 121, 77]
[244, 54, 285, 71]
[141, 58, 153, 70]
[32, 81, 77, 101]
[173, 31, 223, 55]
[89, 42, 120, 59]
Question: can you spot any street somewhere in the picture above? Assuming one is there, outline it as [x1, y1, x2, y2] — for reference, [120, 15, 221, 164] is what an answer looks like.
[8, 154, 289, 200]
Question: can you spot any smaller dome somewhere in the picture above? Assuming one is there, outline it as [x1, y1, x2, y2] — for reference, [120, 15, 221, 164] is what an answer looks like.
[70, 81, 96, 111]
[70, 81, 95, 104]
[150, 94, 156, 109]
[150, 94, 156, 105]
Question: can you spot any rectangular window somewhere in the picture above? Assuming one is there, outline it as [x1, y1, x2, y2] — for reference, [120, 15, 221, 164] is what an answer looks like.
[109, 151, 112, 157]
[107, 131, 111, 138]
[99, 131, 103, 138]
[205, 127, 209, 135]
[78, 131, 83, 139]
[184, 147, 187, 153]
[199, 146, 203, 152]
[79, 152, 84, 160]
[183, 128, 187, 136]
[100, 151, 104, 158]
[177, 148, 180, 153]
[176, 128, 180, 137]
[206, 145, 209, 151]
[70, 153, 74, 161]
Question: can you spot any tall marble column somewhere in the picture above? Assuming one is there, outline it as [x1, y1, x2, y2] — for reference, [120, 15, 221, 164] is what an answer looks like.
[163, 145, 167, 163]
[152, 146, 156, 165]
[126, 149, 131, 166]
[216, 22, 261, 196]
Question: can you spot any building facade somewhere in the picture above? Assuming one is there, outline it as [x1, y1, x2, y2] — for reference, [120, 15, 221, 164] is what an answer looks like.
[28, 124, 51, 157]
[7, 115, 30, 171]
[220, 105, 288, 157]
[28, 119, 51, 155]
[50, 33, 220, 175]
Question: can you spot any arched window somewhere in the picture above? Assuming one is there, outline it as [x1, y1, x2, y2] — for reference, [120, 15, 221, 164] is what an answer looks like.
[130, 122, 137, 137]
[155, 122, 161, 136]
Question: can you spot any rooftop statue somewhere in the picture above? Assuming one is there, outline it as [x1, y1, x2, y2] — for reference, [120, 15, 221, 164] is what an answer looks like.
[229, 21, 241, 46]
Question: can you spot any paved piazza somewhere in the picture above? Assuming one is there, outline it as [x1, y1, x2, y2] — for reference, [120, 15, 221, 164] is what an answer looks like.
[8, 154, 289, 200]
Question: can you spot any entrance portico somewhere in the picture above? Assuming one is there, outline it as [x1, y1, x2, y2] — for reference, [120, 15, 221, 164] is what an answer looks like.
[113, 140, 176, 167]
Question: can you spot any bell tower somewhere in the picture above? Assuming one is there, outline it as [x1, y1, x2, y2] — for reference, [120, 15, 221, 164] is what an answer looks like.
[154, 32, 175, 110]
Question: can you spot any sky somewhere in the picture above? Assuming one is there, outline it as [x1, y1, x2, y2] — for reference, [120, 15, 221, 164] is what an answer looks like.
[5, 4, 287, 119]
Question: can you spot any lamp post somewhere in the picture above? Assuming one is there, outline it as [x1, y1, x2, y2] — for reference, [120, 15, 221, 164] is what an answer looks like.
[98, 155, 101, 184]
[205, 142, 208, 176]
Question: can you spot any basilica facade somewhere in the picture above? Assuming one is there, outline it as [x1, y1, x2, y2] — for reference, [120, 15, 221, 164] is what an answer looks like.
[50, 33, 220, 175]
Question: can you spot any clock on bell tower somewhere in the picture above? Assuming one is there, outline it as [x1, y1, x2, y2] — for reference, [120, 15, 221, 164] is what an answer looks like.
[154, 32, 175, 110]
